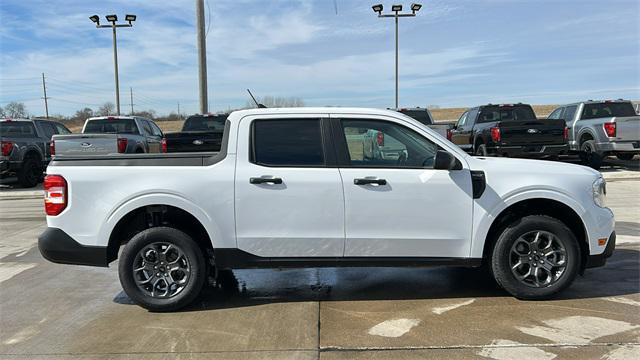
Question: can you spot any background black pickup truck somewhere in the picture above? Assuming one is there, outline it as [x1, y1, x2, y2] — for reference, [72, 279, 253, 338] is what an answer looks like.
[1, 118, 71, 187]
[164, 114, 226, 153]
[448, 104, 568, 158]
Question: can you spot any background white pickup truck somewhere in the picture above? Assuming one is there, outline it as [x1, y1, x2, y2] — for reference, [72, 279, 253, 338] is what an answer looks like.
[39, 107, 616, 311]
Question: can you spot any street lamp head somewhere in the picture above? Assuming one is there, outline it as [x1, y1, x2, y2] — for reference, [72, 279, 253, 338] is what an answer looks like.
[411, 3, 422, 13]
[89, 15, 100, 25]
[105, 14, 118, 23]
[391, 4, 403, 12]
[125, 14, 136, 23]
[372, 4, 383, 14]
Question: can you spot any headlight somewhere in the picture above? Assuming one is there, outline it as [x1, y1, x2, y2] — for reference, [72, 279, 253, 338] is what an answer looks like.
[592, 177, 607, 208]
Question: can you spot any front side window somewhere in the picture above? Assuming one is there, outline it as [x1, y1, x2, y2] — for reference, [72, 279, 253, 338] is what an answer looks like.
[54, 123, 71, 134]
[252, 119, 324, 167]
[341, 119, 439, 168]
[149, 122, 163, 137]
[456, 112, 468, 127]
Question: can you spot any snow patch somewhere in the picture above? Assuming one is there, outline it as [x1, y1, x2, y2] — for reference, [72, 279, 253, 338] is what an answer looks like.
[516, 316, 639, 344]
[368, 318, 421, 338]
[478, 339, 556, 360]
[432, 299, 475, 315]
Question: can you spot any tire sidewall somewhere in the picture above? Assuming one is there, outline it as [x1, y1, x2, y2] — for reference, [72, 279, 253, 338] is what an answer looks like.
[581, 140, 602, 169]
[475, 144, 488, 156]
[18, 157, 41, 188]
[491, 216, 580, 300]
[118, 227, 206, 311]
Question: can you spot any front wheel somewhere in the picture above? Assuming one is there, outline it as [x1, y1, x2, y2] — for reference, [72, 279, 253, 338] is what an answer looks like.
[118, 227, 207, 311]
[490, 215, 580, 300]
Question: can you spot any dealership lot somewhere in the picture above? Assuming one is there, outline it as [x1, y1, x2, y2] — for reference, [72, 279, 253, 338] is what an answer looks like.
[0, 171, 638, 359]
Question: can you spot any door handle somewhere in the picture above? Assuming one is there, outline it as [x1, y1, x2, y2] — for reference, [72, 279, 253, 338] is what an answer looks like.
[250, 176, 283, 184]
[354, 178, 387, 186]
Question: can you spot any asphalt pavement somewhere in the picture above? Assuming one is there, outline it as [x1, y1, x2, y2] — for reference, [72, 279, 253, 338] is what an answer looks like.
[0, 170, 639, 359]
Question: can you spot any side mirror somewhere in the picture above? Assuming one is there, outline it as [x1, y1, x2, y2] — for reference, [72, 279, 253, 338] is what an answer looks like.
[434, 150, 462, 170]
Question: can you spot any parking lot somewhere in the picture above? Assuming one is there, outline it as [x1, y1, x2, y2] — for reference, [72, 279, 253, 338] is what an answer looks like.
[0, 161, 637, 359]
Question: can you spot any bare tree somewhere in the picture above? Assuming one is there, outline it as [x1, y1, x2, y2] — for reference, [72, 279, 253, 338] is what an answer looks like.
[132, 109, 157, 119]
[0, 105, 4, 117]
[97, 102, 116, 116]
[71, 108, 94, 122]
[4, 102, 29, 118]
[245, 96, 305, 108]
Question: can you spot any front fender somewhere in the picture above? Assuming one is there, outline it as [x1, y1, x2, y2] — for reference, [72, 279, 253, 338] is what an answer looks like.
[470, 188, 588, 258]
[98, 192, 220, 249]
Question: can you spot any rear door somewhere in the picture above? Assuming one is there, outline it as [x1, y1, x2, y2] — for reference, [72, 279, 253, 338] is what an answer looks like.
[332, 114, 473, 258]
[450, 109, 476, 151]
[234, 115, 345, 257]
[140, 119, 161, 153]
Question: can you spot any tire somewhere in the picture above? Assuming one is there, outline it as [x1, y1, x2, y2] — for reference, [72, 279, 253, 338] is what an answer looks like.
[616, 153, 635, 161]
[579, 140, 603, 169]
[490, 215, 580, 300]
[135, 148, 145, 153]
[475, 144, 488, 157]
[118, 227, 207, 312]
[18, 157, 42, 188]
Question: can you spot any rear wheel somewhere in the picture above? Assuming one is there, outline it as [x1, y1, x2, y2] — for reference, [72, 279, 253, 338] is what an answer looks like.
[18, 157, 42, 188]
[579, 140, 603, 169]
[490, 215, 580, 300]
[616, 153, 635, 161]
[118, 227, 207, 311]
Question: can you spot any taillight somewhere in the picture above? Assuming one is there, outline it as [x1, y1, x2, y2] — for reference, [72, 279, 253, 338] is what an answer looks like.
[563, 127, 569, 141]
[1, 141, 13, 156]
[446, 129, 453, 141]
[490, 127, 501, 142]
[603, 123, 616, 137]
[50, 141, 55, 156]
[376, 131, 384, 146]
[117, 138, 128, 153]
[161, 138, 167, 153]
[44, 175, 67, 216]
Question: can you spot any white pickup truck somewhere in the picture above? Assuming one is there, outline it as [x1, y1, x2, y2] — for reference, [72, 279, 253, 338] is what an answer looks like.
[39, 107, 616, 311]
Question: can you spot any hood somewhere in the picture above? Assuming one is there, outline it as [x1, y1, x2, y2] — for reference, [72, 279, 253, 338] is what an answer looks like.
[466, 156, 600, 179]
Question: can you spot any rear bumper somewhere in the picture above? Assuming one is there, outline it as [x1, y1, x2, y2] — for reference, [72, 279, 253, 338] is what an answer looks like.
[586, 231, 616, 269]
[38, 227, 109, 267]
[596, 141, 640, 153]
[491, 144, 568, 157]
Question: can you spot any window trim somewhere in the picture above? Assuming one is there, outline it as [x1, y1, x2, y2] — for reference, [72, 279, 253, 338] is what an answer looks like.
[248, 118, 334, 168]
[330, 117, 441, 170]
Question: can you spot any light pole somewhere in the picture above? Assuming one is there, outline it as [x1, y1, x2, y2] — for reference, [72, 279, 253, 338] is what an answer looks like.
[90, 14, 137, 115]
[372, 3, 422, 109]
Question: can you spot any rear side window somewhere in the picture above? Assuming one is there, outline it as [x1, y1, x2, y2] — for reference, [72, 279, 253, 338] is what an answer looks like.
[84, 119, 139, 134]
[0, 122, 37, 138]
[581, 103, 636, 120]
[563, 105, 577, 122]
[141, 120, 154, 136]
[252, 119, 324, 166]
[39, 122, 57, 139]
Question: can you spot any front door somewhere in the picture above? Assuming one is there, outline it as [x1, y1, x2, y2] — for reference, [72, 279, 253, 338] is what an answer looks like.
[234, 116, 345, 257]
[333, 116, 473, 258]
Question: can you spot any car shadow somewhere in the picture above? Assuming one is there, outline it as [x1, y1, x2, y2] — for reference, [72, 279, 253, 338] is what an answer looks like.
[113, 248, 639, 312]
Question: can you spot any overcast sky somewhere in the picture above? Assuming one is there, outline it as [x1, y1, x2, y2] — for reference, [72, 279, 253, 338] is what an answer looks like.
[1, 0, 638, 117]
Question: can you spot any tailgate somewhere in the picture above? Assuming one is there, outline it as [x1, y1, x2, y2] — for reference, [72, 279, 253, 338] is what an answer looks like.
[498, 119, 565, 145]
[165, 132, 222, 152]
[52, 134, 118, 156]
[614, 116, 640, 142]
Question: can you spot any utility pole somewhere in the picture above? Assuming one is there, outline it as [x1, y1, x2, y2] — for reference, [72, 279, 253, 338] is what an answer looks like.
[177, 101, 181, 118]
[196, 0, 208, 114]
[41, 73, 49, 119]
[89, 14, 137, 116]
[129, 87, 134, 115]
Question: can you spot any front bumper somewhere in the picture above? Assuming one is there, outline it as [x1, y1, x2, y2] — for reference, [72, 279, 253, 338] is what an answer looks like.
[491, 144, 568, 158]
[585, 231, 616, 269]
[38, 227, 109, 267]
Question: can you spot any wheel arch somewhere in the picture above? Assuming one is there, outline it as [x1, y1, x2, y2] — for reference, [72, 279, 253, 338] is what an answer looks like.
[578, 129, 596, 145]
[102, 194, 217, 264]
[480, 197, 589, 273]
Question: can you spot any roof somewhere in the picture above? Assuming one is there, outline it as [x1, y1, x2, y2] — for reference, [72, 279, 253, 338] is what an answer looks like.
[561, 99, 632, 106]
[227, 107, 405, 123]
[1, 118, 32, 122]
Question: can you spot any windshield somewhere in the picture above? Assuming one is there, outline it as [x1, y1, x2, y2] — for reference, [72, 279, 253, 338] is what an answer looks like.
[0, 121, 37, 138]
[581, 102, 636, 119]
[478, 105, 537, 122]
[182, 115, 227, 132]
[84, 119, 139, 134]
